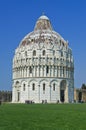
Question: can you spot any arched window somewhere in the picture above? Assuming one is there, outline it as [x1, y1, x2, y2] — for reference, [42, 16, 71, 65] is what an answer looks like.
[32, 83, 35, 90]
[29, 66, 32, 73]
[46, 66, 49, 73]
[43, 50, 46, 56]
[62, 42, 64, 46]
[25, 51, 27, 56]
[16, 81, 19, 85]
[53, 50, 55, 55]
[33, 50, 36, 56]
[31, 39, 34, 42]
[53, 83, 55, 91]
[43, 83, 45, 91]
[23, 84, 26, 91]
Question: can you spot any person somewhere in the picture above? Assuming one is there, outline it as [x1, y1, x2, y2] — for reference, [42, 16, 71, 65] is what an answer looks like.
[57, 100, 59, 104]
[0, 101, 2, 105]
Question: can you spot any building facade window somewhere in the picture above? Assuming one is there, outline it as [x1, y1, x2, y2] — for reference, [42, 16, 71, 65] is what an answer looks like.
[32, 83, 35, 90]
[43, 83, 45, 91]
[31, 39, 34, 42]
[25, 51, 27, 56]
[53, 50, 55, 55]
[46, 66, 49, 74]
[23, 84, 26, 91]
[53, 83, 55, 91]
[29, 66, 32, 73]
[33, 50, 36, 56]
[26, 58, 28, 62]
[16, 81, 19, 85]
[43, 50, 45, 56]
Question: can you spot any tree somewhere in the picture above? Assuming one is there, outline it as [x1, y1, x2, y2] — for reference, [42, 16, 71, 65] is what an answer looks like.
[81, 83, 86, 89]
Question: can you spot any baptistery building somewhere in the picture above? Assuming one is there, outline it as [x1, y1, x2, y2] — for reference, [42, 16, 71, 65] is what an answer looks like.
[12, 15, 74, 103]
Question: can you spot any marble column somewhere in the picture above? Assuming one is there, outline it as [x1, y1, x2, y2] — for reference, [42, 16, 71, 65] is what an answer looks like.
[65, 86, 68, 103]
[37, 66, 39, 77]
[40, 66, 42, 77]
[57, 66, 58, 77]
[27, 67, 29, 77]
[44, 66, 46, 77]
[49, 66, 51, 77]
[58, 66, 60, 77]
[57, 84, 60, 102]
[49, 84, 51, 103]
[55, 66, 56, 77]
[38, 84, 40, 103]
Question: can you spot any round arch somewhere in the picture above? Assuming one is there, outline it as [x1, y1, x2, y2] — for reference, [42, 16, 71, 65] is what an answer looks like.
[39, 79, 48, 85]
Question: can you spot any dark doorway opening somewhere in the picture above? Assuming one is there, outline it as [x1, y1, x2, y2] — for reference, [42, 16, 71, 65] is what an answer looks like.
[60, 80, 66, 102]
[60, 90, 64, 102]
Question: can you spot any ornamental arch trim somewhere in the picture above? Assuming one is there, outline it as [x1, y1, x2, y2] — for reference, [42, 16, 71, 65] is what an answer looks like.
[39, 79, 48, 84]
[29, 79, 37, 85]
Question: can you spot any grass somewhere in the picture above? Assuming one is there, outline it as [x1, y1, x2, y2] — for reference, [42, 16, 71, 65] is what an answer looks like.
[0, 103, 86, 130]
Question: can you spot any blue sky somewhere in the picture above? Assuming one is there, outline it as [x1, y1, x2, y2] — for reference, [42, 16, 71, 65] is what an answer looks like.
[0, 0, 86, 90]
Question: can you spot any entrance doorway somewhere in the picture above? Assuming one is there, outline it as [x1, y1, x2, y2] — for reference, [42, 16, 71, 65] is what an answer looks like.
[60, 90, 64, 102]
[60, 80, 66, 102]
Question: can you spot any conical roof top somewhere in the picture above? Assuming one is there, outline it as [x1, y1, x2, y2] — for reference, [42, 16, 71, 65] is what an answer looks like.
[34, 15, 53, 31]
[19, 15, 67, 47]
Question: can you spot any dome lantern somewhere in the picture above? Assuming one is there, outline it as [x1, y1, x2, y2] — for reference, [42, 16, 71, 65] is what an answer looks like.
[34, 15, 53, 31]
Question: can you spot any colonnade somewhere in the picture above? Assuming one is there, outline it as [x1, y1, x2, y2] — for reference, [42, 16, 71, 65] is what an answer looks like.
[13, 65, 73, 79]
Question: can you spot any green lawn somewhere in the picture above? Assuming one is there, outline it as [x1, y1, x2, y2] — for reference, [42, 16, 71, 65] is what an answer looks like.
[0, 103, 86, 130]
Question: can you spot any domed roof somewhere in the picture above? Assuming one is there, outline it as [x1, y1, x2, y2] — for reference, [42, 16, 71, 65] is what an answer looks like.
[34, 15, 52, 31]
[38, 15, 49, 20]
[20, 15, 67, 47]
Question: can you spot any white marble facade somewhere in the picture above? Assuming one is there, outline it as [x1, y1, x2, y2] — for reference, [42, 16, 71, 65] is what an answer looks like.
[12, 15, 74, 103]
